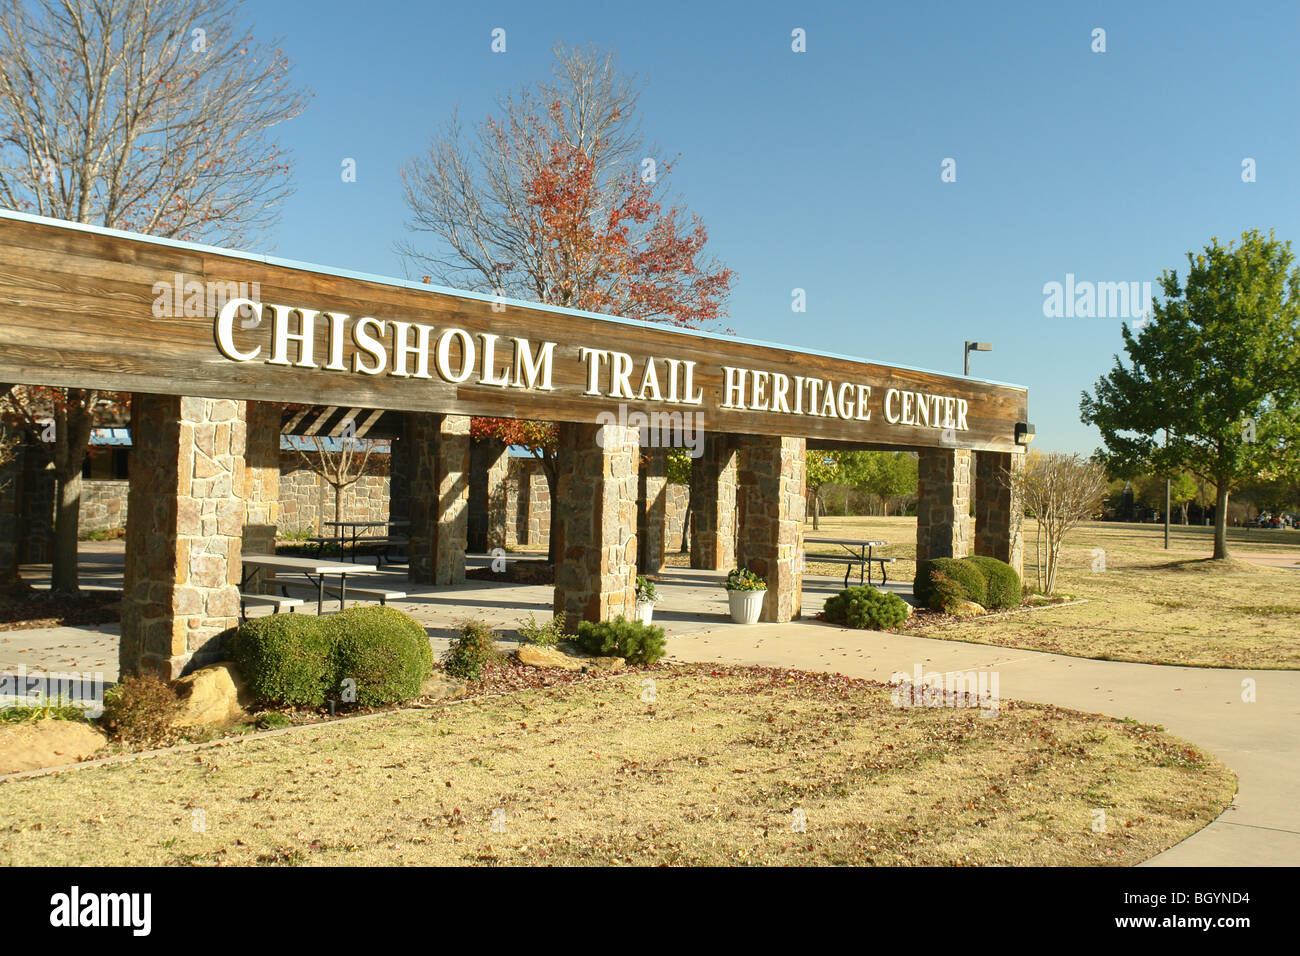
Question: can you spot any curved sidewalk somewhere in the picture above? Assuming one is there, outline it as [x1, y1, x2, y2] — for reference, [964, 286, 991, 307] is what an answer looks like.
[666, 621, 1300, 866]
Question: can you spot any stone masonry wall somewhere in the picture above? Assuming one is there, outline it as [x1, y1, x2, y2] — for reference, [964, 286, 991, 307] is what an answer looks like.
[120, 395, 245, 679]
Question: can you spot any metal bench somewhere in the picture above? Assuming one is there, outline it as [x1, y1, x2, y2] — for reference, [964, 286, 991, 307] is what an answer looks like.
[239, 592, 305, 620]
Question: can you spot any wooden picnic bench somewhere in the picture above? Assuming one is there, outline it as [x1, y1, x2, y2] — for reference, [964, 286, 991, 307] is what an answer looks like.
[803, 537, 896, 587]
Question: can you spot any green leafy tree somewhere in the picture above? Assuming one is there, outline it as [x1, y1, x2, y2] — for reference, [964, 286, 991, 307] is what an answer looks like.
[805, 451, 840, 529]
[838, 451, 917, 515]
[1081, 230, 1300, 558]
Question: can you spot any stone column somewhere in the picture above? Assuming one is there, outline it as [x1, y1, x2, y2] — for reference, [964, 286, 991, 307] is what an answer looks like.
[975, 450, 1025, 578]
[121, 394, 245, 679]
[241, 402, 280, 594]
[553, 421, 638, 631]
[637, 447, 668, 575]
[406, 413, 469, 586]
[689, 433, 737, 570]
[734, 435, 806, 622]
[915, 447, 973, 564]
[467, 438, 508, 553]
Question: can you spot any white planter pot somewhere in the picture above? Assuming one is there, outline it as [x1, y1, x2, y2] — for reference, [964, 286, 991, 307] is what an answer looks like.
[634, 601, 655, 625]
[728, 589, 766, 625]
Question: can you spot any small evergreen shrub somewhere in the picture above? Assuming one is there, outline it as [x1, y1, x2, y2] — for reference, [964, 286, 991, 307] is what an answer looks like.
[913, 557, 988, 610]
[965, 556, 1022, 610]
[822, 586, 910, 630]
[327, 606, 433, 706]
[229, 613, 335, 707]
[443, 620, 502, 681]
[100, 672, 180, 747]
[517, 613, 566, 646]
[574, 616, 666, 665]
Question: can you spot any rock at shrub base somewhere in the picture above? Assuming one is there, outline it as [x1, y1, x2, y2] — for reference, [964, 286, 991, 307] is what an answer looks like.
[174, 662, 253, 728]
[950, 600, 987, 619]
[516, 644, 626, 673]
[0, 718, 107, 775]
[420, 673, 468, 699]
[516, 644, 586, 671]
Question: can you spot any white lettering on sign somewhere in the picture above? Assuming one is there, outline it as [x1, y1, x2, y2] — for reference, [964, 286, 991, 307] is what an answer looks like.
[210, 301, 975, 433]
[883, 388, 969, 431]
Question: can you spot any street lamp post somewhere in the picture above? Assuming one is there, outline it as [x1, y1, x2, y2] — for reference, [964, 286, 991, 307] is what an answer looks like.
[964, 341, 992, 376]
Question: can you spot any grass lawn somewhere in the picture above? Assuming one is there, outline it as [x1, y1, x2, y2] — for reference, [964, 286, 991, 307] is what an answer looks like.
[0, 665, 1233, 866]
[800, 516, 1300, 669]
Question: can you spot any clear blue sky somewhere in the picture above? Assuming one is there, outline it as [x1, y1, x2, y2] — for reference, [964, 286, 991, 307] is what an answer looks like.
[246, 0, 1299, 453]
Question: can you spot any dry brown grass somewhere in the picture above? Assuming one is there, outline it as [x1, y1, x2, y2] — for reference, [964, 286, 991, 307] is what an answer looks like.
[797, 516, 1300, 669]
[0, 666, 1234, 866]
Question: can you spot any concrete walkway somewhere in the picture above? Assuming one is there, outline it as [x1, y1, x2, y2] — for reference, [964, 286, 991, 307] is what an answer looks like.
[666, 620, 1300, 866]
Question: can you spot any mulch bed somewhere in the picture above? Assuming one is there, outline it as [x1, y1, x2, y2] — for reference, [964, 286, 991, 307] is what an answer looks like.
[0, 590, 122, 631]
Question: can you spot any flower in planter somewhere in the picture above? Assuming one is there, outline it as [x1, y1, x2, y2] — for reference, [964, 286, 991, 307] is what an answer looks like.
[725, 567, 767, 592]
[635, 575, 660, 604]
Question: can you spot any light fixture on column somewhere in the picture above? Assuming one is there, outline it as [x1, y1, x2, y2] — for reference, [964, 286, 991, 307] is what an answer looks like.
[964, 341, 993, 376]
[1015, 422, 1035, 446]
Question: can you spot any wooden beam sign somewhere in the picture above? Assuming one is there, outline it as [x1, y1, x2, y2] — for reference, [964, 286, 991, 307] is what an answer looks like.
[0, 211, 1028, 451]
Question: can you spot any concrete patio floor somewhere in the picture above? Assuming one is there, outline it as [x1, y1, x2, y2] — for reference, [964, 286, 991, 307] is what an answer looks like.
[4, 541, 907, 679]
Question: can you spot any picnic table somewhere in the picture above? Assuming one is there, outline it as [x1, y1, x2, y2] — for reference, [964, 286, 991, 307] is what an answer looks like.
[803, 537, 895, 587]
[240, 553, 358, 616]
[320, 519, 410, 566]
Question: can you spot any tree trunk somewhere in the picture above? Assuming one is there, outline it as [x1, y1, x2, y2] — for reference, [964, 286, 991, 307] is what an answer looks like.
[52, 468, 82, 595]
[50, 394, 95, 596]
[679, 483, 693, 554]
[1213, 483, 1230, 559]
[811, 491, 821, 530]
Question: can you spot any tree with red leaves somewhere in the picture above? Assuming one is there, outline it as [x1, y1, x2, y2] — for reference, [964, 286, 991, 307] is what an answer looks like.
[402, 44, 735, 562]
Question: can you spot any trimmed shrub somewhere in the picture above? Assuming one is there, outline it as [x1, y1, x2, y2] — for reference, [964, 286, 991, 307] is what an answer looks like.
[575, 616, 666, 665]
[443, 620, 502, 681]
[965, 556, 1022, 610]
[100, 672, 180, 747]
[822, 586, 910, 630]
[327, 606, 433, 706]
[913, 557, 988, 611]
[230, 607, 432, 707]
[229, 613, 335, 707]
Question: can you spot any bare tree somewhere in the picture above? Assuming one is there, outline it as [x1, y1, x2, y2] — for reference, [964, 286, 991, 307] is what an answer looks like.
[293, 435, 384, 542]
[398, 43, 645, 303]
[1005, 452, 1109, 596]
[0, 0, 308, 593]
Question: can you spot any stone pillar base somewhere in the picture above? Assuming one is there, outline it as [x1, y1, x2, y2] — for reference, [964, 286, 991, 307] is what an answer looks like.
[407, 414, 470, 586]
[121, 395, 245, 679]
[638, 448, 668, 575]
[553, 422, 638, 630]
[916, 447, 972, 565]
[690, 433, 736, 570]
[975, 450, 1025, 578]
[735, 435, 805, 623]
